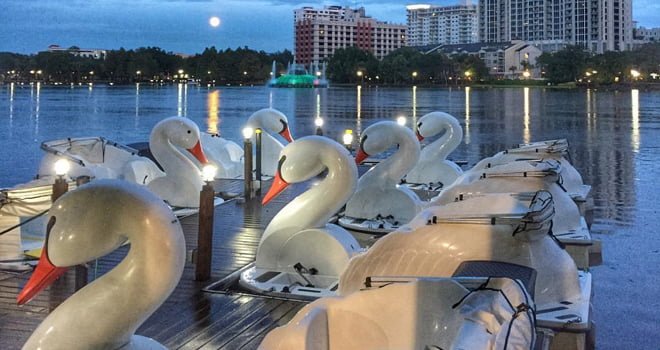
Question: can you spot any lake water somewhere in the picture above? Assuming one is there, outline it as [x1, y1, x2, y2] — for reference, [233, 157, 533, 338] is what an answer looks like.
[1, 83, 659, 348]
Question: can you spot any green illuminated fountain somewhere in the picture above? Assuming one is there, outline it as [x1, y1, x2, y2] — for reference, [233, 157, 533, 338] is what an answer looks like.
[268, 61, 328, 88]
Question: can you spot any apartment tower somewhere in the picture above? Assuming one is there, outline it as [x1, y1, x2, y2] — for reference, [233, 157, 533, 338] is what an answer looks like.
[406, 1, 479, 47]
[478, 0, 633, 53]
[294, 6, 406, 67]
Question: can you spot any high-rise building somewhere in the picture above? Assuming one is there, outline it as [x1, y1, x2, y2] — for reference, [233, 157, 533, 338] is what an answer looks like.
[294, 6, 406, 67]
[478, 0, 633, 53]
[406, 2, 478, 47]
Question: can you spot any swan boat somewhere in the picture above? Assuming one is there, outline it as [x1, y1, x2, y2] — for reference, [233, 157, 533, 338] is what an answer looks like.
[401, 111, 464, 194]
[339, 190, 594, 350]
[431, 159, 597, 269]
[338, 121, 423, 234]
[16, 180, 186, 350]
[472, 139, 593, 221]
[1, 117, 217, 269]
[260, 276, 537, 350]
[238, 136, 362, 300]
[199, 108, 294, 179]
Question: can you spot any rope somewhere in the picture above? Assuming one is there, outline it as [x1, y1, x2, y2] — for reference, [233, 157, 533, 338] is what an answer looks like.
[0, 210, 49, 237]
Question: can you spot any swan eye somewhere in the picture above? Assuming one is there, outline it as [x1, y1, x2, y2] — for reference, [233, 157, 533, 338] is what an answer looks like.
[417, 122, 423, 129]
[187, 130, 192, 134]
[277, 155, 287, 179]
[359, 134, 368, 152]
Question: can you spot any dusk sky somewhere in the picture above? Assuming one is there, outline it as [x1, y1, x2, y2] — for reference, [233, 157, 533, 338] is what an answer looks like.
[1, 0, 659, 55]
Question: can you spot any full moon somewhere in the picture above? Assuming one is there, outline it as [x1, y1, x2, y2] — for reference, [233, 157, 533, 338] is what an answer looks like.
[209, 16, 221, 27]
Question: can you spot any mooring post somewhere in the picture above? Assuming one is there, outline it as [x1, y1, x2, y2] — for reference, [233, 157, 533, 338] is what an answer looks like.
[195, 179, 215, 281]
[243, 128, 254, 200]
[255, 128, 262, 195]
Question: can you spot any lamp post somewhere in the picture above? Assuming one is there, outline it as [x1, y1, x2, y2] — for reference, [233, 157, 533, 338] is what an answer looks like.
[315, 117, 324, 136]
[195, 164, 217, 281]
[412, 71, 418, 85]
[357, 70, 363, 85]
[136, 70, 141, 83]
[242, 127, 254, 200]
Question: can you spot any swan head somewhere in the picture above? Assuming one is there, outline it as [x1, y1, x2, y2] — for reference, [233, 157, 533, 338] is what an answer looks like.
[355, 121, 416, 164]
[246, 108, 294, 143]
[416, 111, 461, 142]
[154, 117, 209, 164]
[262, 136, 343, 205]
[17, 180, 173, 305]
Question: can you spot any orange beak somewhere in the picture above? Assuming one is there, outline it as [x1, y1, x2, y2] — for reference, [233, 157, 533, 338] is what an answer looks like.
[262, 171, 289, 205]
[355, 149, 369, 165]
[279, 127, 294, 143]
[416, 130, 424, 141]
[187, 141, 209, 164]
[17, 245, 68, 305]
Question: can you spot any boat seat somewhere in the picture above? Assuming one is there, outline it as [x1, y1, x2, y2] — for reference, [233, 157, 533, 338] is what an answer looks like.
[451, 260, 537, 299]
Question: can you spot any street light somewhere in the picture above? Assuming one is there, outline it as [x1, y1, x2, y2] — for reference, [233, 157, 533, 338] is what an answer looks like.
[356, 70, 363, 85]
[631, 69, 641, 79]
[202, 164, 217, 182]
[343, 129, 354, 150]
[315, 117, 324, 135]
[522, 70, 531, 78]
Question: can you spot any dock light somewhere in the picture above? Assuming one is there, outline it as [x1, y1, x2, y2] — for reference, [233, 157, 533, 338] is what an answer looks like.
[30, 70, 35, 74]
[54, 159, 70, 177]
[89, 71, 94, 75]
[412, 71, 418, 78]
[202, 164, 217, 183]
[315, 117, 324, 127]
[397, 116, 407, 126]
[178, 69, 184, 75]
[36, 70, 42, 75]
[631, 69, 641, 78]
[343, 129, 354, 147]
[242, 127, 254, 140]
[356, 71, 363, 77]
[523, 70, 531, 78]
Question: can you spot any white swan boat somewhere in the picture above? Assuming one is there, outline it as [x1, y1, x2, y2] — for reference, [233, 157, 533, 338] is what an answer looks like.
[431, 160, 597, 269]
[238, 136, 362, 299]
[260, 276, 536, 350]
[402, 111, 464, 192]
[340, 190, 594, 350]
[17, 180, 185, 349]
[338, 121, 423, 234]
[1, 117, 217, 269]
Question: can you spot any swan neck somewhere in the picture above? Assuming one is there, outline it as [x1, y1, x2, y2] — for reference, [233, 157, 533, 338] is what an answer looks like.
[261, 151, 356, 242]
[425, 122, 462, 160]
[361, 132, 419, 186]
[150, 130, 201, 182]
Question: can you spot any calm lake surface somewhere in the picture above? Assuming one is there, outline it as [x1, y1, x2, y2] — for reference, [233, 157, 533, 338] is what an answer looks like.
[1, 84, 659, 348]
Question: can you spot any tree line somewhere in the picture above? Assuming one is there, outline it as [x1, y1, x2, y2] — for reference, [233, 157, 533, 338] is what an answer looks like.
[1, 43, 658, 85]
[0, 46, 293, 84]
[537, 43, 660, 84]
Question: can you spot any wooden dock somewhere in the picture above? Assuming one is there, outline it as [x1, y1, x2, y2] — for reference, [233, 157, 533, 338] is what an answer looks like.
[0, 179, 312, 349]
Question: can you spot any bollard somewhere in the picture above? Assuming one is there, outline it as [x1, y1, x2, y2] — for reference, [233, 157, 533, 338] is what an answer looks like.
[255, 128, 262, 195]
[51, 177, 68, 202]
[195, 181, 215, 281]
[244, 138, 253, 200]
